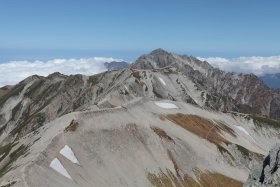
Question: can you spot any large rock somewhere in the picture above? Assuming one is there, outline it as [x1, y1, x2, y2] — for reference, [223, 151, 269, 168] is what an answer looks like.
[245, 144, 280, 187]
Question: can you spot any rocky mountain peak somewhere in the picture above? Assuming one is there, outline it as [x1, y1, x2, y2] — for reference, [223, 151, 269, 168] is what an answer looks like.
[130, 49, 280, 120]
[150, 48, 171, 56]
[47, 72, 67, 78]
[131, 49, 178, 69]
[131, 49, 214, 74]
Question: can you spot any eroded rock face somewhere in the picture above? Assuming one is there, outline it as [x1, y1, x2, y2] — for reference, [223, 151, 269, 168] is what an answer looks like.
[132, 49, 280, 120]
[245, 144, 280, 187]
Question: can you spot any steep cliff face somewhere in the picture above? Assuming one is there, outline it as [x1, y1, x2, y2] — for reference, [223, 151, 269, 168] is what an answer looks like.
[131, 49, 280, 120]
[245, 144, 280, 187]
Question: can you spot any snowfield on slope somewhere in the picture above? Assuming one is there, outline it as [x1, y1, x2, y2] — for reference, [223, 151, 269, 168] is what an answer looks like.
[236, 126, 250, 136]
[158, 77, 166, 86]
[2, 100, 276, 187]
[155, 102, 178, 109]
[50, 158, 72, 180]
[60, 145, 80, 165]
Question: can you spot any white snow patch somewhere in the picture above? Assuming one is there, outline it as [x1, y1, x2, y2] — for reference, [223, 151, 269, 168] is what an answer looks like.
[124, 85, 129, 92]
[60, 145, 80, 165]
[155, 102, 178, 109]
[158, 77, 166, 86]
[236, 126, 250, 136]
[50, 158, 72, 180]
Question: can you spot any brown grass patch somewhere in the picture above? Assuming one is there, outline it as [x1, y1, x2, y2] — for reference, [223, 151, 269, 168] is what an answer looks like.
[167, 149, 180, 177]
[164, 114, 235, 145]
[183, 175, 200, 187]
[147, 168, 243, 187]
[147, 169, 182, 187]
[64, 120, 78, 132]
[151, 127, 174, 143]
[192, 169, 243, 187]
[216, 121, 236, 137]
[147, 172, 173, 187]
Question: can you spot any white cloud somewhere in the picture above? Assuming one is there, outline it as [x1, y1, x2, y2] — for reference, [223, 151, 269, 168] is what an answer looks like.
[0, 57, 123, 87]
[198, 56, 280, 76]
[2, 55, 279, 87]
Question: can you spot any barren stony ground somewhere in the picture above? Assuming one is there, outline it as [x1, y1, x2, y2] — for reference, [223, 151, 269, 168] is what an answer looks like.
[0, 99, 279, 186]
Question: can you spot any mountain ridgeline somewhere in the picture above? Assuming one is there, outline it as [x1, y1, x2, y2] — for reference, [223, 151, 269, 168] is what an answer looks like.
[260, 73, 280, 89]
[0, 49, 279, 187]
[132, 49, 280, 120]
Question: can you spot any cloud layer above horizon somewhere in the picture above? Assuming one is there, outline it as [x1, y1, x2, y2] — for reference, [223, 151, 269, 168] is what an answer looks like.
[0, 57, 122, 87]
[0, 55, 280, 87]
[198, 56, 280, 76]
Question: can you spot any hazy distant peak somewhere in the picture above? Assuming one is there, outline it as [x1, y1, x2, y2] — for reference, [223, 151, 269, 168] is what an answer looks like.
[104, 61, 130, 71]
[260, 73, 280, 88]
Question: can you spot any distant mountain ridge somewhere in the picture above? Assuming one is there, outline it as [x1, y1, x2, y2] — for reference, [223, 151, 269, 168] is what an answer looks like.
[104, 61, 129, 71]
[259, 73, 280, 89]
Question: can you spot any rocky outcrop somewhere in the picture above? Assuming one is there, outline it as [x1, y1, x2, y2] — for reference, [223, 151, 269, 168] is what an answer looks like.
[131, 49, 280, 120]
[245, 144, 280, 187]
[104, 61, 129, 71]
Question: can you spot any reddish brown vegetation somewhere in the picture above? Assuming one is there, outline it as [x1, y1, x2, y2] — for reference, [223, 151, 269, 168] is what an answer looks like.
[151, 127, 174, 143]
[147, 168, 243, 187]
[164, 113, 236, 146]
[64, 119, 78, 132]
[167, 149, 180, 177]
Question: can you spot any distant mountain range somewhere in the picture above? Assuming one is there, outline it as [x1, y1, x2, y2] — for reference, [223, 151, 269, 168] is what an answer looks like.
[259, 73, 280, 89]
[104, 61, 129, 71]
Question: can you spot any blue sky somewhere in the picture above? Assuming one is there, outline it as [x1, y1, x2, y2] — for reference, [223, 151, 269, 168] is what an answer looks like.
[0, 0, 280, 87]
[0, 0, 280, 61]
